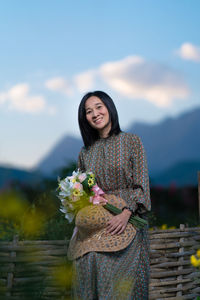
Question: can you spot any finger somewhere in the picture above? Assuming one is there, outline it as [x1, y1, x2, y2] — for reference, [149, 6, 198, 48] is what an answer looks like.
[117, 226, 126, 235]
[108, 223, 122, 234]
[110, 225, 122, 235]
[99, 202, 107, 206]
[100, 200, 108, 205]
[107, 222, 120, 233]
[107, 224, 117, 233]
[100, 197, 108, 204]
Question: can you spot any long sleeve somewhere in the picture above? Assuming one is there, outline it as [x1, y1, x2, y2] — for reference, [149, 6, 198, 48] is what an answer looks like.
[128, 135, 151, 214]
[77, 147, 86, 172]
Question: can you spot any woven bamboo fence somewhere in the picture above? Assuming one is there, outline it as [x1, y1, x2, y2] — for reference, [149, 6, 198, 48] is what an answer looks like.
[0, 225, 200, 299]
[149, 224, 200, 299]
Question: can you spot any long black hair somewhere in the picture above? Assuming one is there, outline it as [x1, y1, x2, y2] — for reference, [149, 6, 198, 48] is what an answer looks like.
[78, 91, 121, 148]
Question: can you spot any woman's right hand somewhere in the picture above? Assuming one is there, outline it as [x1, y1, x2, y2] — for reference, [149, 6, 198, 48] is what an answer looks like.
[90, 194, 107, 205]
[96, 196, 108, 205]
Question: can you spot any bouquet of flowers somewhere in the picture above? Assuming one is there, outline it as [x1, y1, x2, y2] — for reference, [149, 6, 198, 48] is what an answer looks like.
[57, 170, 147, 229]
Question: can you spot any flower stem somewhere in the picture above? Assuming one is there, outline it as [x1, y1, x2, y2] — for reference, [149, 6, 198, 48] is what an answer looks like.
[103, 203, 148, 229]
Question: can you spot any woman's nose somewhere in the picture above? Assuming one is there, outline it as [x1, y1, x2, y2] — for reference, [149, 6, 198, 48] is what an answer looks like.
[92, 109, 99, 118]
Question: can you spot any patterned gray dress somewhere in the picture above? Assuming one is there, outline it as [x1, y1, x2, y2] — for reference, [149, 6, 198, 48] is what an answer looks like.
[72, 132, 151, 300]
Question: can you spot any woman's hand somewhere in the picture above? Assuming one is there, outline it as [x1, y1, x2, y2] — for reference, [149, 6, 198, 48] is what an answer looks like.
[106, 209, 132, 235]
[96, 196, 108, 205]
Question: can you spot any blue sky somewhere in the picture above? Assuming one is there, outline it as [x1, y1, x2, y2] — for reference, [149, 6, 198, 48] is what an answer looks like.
[0, 0, 200, 169]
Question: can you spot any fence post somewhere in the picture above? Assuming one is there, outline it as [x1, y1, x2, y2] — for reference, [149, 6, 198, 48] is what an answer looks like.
[198, 171, 200, 220]
[176, 224, 185, 297]
[6, 235, 18, 296]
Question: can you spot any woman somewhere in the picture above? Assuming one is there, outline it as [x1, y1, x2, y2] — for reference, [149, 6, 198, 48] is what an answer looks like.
[71, 91, 151, 299]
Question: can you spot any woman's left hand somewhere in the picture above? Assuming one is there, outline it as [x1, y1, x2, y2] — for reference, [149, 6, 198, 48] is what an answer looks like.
[106, 209, 132, 235]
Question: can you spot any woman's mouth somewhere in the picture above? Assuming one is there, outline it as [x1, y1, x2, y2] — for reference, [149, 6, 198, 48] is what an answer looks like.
[94, 118, 103, 124]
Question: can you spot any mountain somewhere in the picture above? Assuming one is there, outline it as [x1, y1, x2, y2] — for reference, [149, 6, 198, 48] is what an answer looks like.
[1, 107, 199, 187]
[0, 166, 43, 188]
[36, 107, 200, 186]
[128, 107, 200, 175]
[36, 136, 83, 175]
[151, 160, 200, 186]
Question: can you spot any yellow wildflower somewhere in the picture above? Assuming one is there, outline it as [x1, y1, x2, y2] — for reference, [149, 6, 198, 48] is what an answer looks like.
[21, 210, 45, 238]
[197, 249, 200, 258]
[73, 189, 81, 197]
[190, 255, 200, 268]
[161, 224, 167, 230]
[52, 264, 72, 288]
[88, 178, 94, 187]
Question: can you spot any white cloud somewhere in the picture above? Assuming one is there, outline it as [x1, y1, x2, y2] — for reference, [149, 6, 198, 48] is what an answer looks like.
[99, 56, 189, 107]
[74, 69, 99, 93]
[45, 77, 73, 95]
[43, 56, 189, 108]
[0, 83, 55, 114]
[176, 43, 200, 62]
[72, 56, 189, 107]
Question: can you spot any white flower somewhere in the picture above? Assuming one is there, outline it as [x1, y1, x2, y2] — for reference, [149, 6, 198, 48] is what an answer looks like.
[65, 213, 74, 223]
[59, 180, 70, 191]
[60, 207, 67, 214]
[59, 190, 70, 197]
[60, 206, 74, 223]
[60, 198, 67, 204]
[72, 170, 79, 177]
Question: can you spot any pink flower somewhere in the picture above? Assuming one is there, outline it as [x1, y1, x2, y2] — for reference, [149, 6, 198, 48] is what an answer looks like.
[90, 184, 107, 205]
[78, 173, 86, 182]
[73, 182, 83, 191]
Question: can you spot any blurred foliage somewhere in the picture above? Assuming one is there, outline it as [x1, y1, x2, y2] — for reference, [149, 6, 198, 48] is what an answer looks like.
[149, 184, 199, 228]
[0, 161, 199, 299]
[0, 162, 77, 241]
[0, 163, 77, 298]
[0, 161, 199, 242]
[51, 259, 73, 289]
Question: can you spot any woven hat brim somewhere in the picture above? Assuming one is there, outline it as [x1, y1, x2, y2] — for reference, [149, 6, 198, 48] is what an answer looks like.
[67, 198, 136, 260]
[67, 222, 136, 260]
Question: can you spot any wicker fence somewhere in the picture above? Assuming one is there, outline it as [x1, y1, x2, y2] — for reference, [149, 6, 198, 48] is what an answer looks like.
[149, 225, 200, 299]
[0, 225, 200, 300]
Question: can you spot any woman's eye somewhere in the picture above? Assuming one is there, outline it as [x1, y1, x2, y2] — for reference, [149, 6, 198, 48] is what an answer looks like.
[97, 106, 102, 109]
[86, 110, 91, 114]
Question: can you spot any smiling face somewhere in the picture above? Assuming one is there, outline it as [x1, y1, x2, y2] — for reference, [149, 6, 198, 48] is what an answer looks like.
[85, 96, 111, 138]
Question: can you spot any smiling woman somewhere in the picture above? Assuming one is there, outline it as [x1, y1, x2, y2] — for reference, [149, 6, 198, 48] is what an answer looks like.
[67, 91, 151, 299]
[85, 96, 111, 138]
[78, 91, 121, 148]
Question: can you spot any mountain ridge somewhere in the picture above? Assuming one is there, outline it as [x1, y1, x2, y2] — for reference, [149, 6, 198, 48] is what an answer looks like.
[128, 107, 200, 174]
[36, 135, 83, 175]
[0, 166, 43, 188]
[36, 106, 200, 178]
[1, 106, 200, 187]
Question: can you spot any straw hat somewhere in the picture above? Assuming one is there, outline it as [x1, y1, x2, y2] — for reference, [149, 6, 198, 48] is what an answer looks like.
[67, 194, 136, 260]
